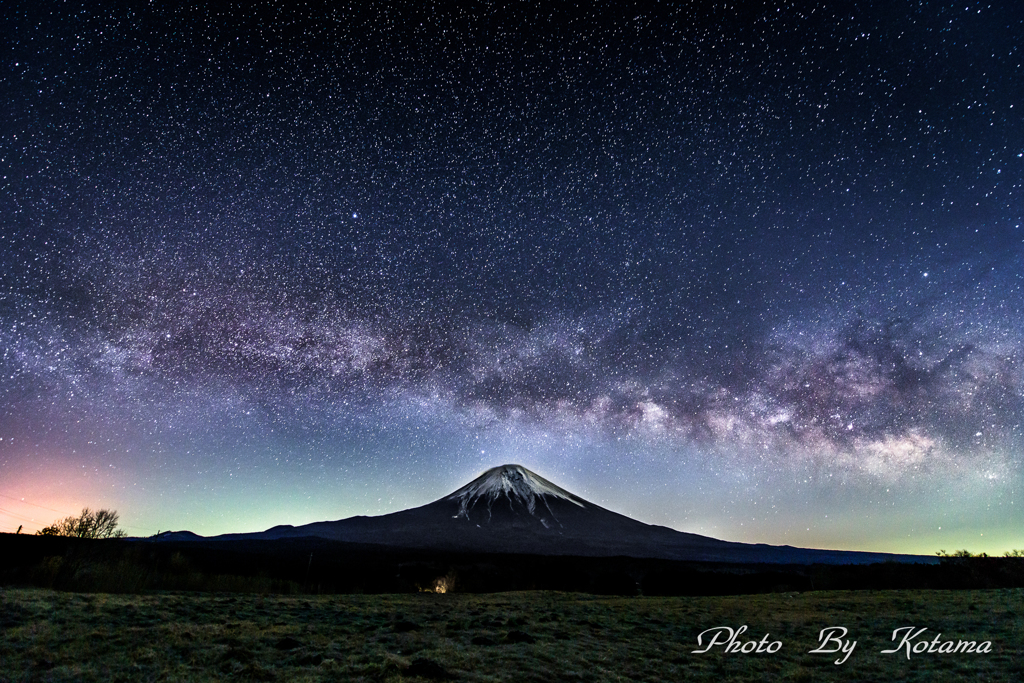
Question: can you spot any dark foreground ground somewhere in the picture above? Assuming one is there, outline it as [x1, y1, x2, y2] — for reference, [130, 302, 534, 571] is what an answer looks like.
[1, 586, 1020, 682]
[4, 533, 1023, 597]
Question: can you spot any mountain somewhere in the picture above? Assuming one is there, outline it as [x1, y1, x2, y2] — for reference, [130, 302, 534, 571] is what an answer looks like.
[200, 464, 929, 564]
[149, 530, 204, 542]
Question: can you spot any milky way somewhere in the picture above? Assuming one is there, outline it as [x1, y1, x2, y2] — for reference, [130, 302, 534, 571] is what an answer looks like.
[2, 1, 1022, 552]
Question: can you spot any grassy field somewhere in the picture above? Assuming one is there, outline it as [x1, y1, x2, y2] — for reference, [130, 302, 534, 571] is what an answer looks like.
[0, 586, 1019, 682]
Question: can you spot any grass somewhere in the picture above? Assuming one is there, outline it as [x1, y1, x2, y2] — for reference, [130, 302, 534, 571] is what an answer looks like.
[0, 586, 1020, 681]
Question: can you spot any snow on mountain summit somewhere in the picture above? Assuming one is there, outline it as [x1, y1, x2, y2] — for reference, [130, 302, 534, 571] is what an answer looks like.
[447, 464, 585, 521]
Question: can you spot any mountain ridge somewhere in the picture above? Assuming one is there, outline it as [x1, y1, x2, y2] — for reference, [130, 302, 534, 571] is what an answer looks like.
[161, 464, 936, 565]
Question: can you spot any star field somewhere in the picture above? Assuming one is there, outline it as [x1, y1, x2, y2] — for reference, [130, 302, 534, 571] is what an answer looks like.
[2, 1, 1023, 553]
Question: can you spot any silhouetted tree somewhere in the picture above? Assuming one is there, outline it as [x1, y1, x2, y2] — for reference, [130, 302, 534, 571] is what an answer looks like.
[37, 508, 126, 539]
[937, 549, 989, 560]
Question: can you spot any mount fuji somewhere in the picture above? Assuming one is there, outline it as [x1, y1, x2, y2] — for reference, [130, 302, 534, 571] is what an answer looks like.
[196, 464, 928, 564]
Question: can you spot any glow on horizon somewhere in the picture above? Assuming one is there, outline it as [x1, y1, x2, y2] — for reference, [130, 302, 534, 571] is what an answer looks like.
[4, 443, 1020, 558]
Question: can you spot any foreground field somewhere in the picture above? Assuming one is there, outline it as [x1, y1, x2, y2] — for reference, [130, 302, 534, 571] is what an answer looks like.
[0, 587, 1019, 682]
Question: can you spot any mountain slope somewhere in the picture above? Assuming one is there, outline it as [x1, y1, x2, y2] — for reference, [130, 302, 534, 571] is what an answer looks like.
[205, 464, 928, 564]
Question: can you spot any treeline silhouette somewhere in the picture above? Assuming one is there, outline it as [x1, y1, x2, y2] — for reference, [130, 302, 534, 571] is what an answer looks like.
[2, 533, 1023, 595]
[36, 508, 126, 539]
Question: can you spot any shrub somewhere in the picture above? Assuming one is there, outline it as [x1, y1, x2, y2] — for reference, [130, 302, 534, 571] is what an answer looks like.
[36, 508, 126, 539]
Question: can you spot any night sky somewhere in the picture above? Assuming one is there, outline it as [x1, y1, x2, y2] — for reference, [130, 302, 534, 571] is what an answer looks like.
[2, 1, 1023, 554]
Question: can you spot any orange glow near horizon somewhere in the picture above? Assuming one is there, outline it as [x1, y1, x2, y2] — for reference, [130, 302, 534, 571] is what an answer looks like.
[0, 455, 129, 535]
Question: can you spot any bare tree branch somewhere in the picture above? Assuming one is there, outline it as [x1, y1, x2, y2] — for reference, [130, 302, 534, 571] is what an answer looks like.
[37, 508, 126, 539]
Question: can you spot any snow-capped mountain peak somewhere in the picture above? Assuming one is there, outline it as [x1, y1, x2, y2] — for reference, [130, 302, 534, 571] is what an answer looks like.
[170, 463, 931, 565]
[447, 464, 585, 520]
